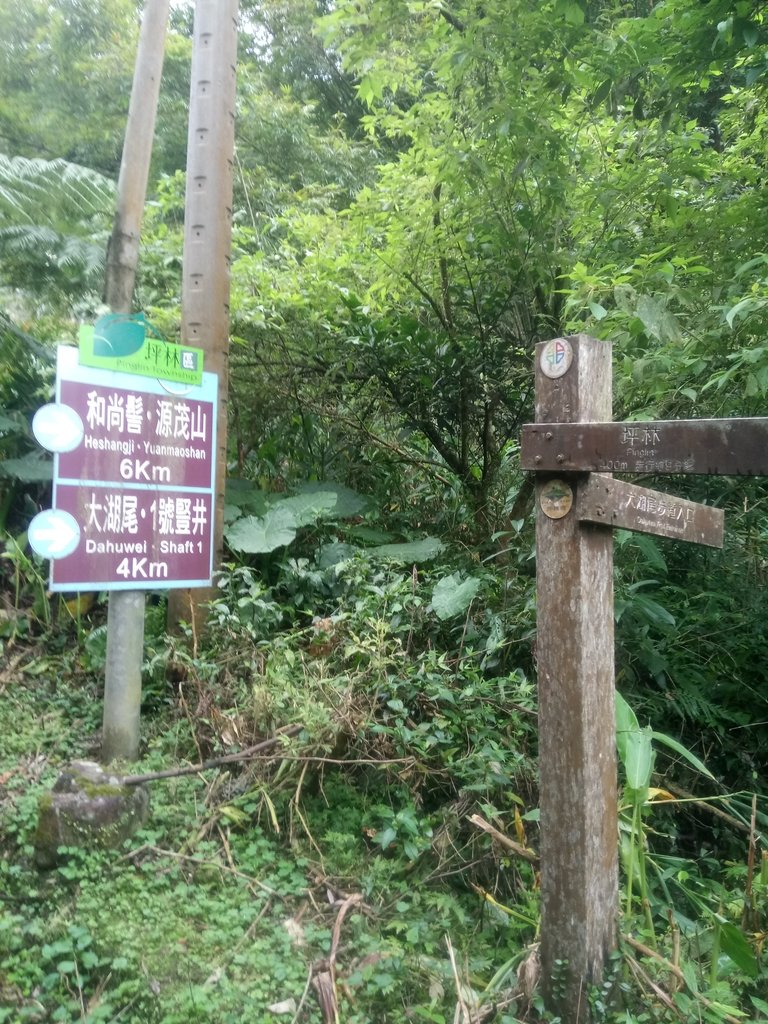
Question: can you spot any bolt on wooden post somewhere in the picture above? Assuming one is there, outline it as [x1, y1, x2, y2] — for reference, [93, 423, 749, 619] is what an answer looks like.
[533, 335, 618, 1019]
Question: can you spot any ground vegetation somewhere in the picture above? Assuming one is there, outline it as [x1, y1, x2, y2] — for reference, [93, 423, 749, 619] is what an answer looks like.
[1, 1, 767, 1020]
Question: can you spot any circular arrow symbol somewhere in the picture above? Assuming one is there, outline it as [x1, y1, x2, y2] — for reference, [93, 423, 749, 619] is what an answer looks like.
[28, 509, 81, 559]
[32, 403, 84, 453]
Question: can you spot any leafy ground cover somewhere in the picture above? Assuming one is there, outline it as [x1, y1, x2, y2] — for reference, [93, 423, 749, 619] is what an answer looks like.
[1, 539, 767, 1023]
[0, 556, 543, 1024]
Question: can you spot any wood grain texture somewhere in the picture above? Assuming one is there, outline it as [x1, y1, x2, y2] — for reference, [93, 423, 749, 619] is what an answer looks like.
[522, 417, 768, 476]
[535, 336, 618, 1020]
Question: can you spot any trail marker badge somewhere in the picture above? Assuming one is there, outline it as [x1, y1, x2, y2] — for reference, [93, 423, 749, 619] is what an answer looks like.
[539, 479, 573, 519]
[539, 336, 573, 379]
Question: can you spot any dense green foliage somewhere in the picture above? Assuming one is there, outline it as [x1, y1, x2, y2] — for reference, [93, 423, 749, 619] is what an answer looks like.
[1, 0, 768, 1020]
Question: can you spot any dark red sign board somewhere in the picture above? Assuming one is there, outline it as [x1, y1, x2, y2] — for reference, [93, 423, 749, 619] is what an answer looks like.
[45, 347, 218, 591]
[52, 485, 214, 588]
[57, 379, 214, 489]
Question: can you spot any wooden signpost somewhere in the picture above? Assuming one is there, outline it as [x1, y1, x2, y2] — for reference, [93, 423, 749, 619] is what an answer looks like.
[520, 335, 765, 1021]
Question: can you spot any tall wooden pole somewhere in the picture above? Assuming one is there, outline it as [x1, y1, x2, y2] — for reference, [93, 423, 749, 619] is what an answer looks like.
[101, 0, 171, 764]
[534, 335, 618, 1020]
[167, 0, 239, 632]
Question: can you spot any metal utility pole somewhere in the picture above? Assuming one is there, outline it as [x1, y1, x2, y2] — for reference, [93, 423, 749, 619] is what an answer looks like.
[101, 0, 171, 763]
[167, 0, 240, 634]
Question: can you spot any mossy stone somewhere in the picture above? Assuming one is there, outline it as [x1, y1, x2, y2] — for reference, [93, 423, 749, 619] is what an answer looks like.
[34, 760, 149, 869]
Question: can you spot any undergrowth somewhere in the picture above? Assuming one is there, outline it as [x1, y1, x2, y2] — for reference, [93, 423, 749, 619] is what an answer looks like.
[0, 547, 766, 1022]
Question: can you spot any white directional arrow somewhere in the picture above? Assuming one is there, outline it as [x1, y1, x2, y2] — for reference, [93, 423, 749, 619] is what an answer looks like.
[28, 510, 81, 559]
[32, 403, 84, 453]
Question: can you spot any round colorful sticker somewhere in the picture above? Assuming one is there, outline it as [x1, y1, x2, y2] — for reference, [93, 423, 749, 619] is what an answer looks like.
[540, 479, 573, 520]
[540, 338, 573, 379]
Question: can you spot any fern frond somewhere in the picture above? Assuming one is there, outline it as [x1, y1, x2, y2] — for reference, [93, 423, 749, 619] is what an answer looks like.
[0, 154, 115, 225]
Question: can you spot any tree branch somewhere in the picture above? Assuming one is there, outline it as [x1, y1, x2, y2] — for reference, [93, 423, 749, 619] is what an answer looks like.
[437, 3, 466, 32]
[121, 724, 304, 785]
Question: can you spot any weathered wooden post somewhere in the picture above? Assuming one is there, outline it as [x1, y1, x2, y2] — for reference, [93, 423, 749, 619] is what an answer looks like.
[522, 335, 737, 1021]
[533, 335, 618, 1017]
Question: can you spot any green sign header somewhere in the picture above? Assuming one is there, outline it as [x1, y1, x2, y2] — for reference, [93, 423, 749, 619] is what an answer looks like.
[78, 314, 204, 386]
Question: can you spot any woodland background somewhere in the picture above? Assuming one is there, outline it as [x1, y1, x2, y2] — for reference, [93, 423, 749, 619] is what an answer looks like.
[1, 1, 768, 1021]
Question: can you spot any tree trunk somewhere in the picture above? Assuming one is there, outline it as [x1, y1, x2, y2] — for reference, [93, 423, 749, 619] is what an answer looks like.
[101, 0, 171, 764]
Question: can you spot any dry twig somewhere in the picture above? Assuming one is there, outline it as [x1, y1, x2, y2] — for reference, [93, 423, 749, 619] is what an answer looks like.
[329, 893, 363, 1015]
[622, 935, 744, 1024]
[121, 724, 304, 785]
[662, 781, 750, 834]
[467, 814, 539, 865]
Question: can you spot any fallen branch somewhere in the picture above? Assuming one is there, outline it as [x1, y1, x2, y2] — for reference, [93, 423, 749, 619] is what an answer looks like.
[621, 934, 744, 1024]
[468, 813, 539, 866]
[662, 781, 750, 834]
[330, 893, 363, 1013]
[121, 724, 304, 785]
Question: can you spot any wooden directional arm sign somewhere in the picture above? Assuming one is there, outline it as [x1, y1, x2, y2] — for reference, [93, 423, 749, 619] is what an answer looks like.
[522, 417, 768, 477]
[578, 476, 724, 548]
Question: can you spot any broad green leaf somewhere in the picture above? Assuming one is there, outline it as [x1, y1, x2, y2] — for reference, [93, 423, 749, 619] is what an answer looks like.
[615, 691, 640, 760]
[224, 480, 269, 516]
[277, 491, 339, 527]
[650, 731, 715, 780]
[616, 692, 654, 793]
[555, 0, 585, 25]
[631, 593, 676, 628]
[734, 254, 768, 278]
[636, 294, 681, 342]
[703, 1005, 747, 1020]
[225, 507, 298, 553]
[623, 726, 654, 792]
[0, 454, 52, 482]
[742, 24, 759, 49]
[297, 481, 369, 518]
[370, 537, 446, 563]
[376, 826, 397, 849]
[614, 283, 637, 312]
[431, 573, 481, 620]
[725, 296, 766, 328]
[317, 542, 358, 568]
[717, 921, 758, 978]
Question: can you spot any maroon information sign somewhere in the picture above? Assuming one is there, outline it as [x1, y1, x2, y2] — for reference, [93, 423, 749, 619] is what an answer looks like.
[52, 485, 214, 588]
[57, 379, 214, 489]
[31, 347, 218, 591]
